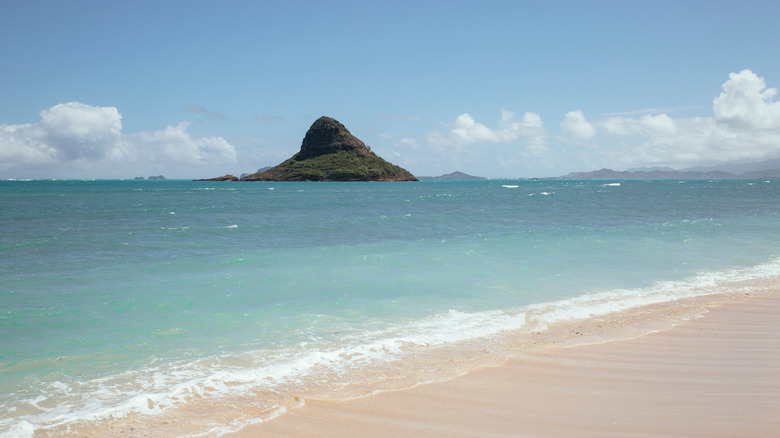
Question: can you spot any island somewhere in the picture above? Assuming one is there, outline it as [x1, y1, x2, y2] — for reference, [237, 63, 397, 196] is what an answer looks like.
[201, 117, 417, 182]
[418, 171, 485, 180]
[134, 175, 167, 180]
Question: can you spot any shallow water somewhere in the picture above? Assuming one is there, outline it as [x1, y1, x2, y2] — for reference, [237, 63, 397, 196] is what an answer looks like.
[1, 179, 779, 436]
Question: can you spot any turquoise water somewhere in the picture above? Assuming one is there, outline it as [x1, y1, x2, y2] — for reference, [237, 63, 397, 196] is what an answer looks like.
[1, 179, 779, 435]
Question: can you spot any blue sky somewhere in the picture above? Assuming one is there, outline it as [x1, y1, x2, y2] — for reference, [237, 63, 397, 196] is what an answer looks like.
[2, 0, 780, 179]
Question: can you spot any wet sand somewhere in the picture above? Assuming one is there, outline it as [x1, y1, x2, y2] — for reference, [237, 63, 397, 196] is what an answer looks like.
[233, 292, 780, 437]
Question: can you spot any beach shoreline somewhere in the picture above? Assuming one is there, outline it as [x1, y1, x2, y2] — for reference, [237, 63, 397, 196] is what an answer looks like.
[230, 288, 780, 437]
[35, 284, 780, 437]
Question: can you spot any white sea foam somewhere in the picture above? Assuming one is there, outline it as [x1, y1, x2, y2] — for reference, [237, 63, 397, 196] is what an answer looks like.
[0, 420, 34, 438]
[501, 185, 519, 188]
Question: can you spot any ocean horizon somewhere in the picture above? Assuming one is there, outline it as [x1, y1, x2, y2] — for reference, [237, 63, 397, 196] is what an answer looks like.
[2, 178, 779, 436]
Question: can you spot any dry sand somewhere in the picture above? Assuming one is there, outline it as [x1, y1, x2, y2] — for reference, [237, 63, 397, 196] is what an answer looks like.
[232, 292, 780, 437]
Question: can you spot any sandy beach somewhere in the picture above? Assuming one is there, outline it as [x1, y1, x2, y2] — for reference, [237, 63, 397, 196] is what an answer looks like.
[232, 290, 780, 438]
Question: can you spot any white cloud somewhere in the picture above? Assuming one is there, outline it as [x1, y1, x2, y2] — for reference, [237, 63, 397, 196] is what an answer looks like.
[602, 106, 699, 117]
[401, 70, 780, 177]
[560, 110, 596, 139]
[395, 137, 421, 149]
[601, 116, 632, 136]
[640, 113, 677, 136]
[403, 110, 550, 177]
[587, 70, 780, 170]
[0, 102, 236, 177]
[428, 109, 546, 146]
[451, 113, 499, 143]
[713, 69, 780, 130]
[40, 102, 123, 160]
[124, 122, 236, 165]
[0, 122, 58, 165]
[601, 113, 677, 137]
[0, 102, 123, 167]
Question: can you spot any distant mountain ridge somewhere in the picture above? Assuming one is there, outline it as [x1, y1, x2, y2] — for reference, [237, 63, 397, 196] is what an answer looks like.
[566, 159, 780, 179]
[683, 158, 780, 175]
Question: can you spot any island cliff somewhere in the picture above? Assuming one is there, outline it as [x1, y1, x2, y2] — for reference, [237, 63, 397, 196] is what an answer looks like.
[239, 117, 417, 182]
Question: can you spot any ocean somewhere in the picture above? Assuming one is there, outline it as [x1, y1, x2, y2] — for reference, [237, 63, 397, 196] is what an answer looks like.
[1, 178, 779, 436]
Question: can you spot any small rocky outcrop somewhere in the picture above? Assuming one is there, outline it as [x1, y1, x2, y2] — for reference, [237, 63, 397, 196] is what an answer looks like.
[196, 174, 239, 181]
[418, 171, 486, 180]
[240, 167, 272, 179]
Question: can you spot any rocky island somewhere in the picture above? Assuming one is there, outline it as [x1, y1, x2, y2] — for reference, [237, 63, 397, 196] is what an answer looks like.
[202, 117, 417, 182]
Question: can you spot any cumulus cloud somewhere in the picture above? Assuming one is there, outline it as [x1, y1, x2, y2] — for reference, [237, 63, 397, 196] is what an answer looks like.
[398, 69, 780, 176]
[124, 122, 236, 165]
[560, 110, 596, 139]
[602, 113, 677, 137]
[587, 69, 780, 169]
[450, 113, 500, 143]
[400, 69, 780, 177]
[601, 116, 632, 137]
[0, 102, 236, 176]
[713, 69, 780, 130]
[0, 123, 58, 166]
[0, 102, 123, 166]
[428, 109, 546, 146]
[41, 102, 124, 160]
[404, 110, 548, 176]
[640, 113, 678, 136]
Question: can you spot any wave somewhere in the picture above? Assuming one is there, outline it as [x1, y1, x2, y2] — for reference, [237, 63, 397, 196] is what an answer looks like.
[3, 257, 780, 436]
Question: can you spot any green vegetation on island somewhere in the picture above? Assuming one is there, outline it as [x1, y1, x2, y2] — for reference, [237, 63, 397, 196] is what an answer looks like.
[242, 149, 416, 182]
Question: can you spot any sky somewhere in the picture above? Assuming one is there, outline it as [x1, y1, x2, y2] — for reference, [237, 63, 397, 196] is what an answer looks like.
[2, 0, 780, 179]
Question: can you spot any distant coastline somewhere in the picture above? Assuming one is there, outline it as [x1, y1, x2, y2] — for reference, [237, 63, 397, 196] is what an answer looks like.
[188, 158, 780, 182]
[562, 167, 780, 180]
